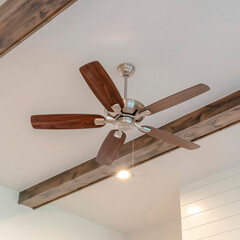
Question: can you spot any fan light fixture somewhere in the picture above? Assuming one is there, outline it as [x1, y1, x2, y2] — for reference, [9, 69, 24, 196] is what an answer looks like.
[117, 170, 130, 179]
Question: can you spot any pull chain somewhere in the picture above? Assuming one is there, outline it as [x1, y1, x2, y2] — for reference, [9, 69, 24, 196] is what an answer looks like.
[132, 138, 135, 177]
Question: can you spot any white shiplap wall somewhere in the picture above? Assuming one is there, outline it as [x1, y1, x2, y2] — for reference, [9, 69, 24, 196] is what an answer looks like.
[180, 166, 240, 240]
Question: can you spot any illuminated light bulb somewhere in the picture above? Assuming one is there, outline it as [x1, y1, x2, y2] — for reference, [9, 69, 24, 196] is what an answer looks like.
[189, 206, 201, 215]
[117, 170, 130, 179]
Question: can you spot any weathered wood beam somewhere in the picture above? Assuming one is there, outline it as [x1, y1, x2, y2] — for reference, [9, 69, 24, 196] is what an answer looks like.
[0, 0, 26, 22]
[19, 90, 240, 208]
[0, 0, 77, 57]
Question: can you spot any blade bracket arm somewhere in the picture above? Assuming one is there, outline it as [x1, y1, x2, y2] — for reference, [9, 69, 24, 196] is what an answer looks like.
[114, 130, 124, 138]
[134, 122, 151, 133]
[135, 110, 151, 120]
[94, 116, 116, 126]
[94, 118, 106, 126]
[111, 103, 122, 114]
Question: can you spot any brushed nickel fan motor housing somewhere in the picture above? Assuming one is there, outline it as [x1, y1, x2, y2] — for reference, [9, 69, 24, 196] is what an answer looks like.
[106, 98, 145, 131]
[122, 98, 145, 116]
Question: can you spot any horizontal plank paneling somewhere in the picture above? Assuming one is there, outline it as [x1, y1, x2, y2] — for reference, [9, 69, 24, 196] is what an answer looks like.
[181, 187, 240, 218]
[182, 200, 240, 230]
[181, 167, 240, 240]
[203, 228, 240, 240]
[181, 173, 240, 206]
[180, 166, 240, 194]
[182, 214, 240, 240]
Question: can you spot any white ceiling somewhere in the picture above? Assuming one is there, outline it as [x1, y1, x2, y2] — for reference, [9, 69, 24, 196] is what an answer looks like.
[54, 125, 240, 233]
[0, 0, 239, 234]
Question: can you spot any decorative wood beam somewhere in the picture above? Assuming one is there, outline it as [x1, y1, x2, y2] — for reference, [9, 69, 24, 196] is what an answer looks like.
[0, 0, 77, 57]
[19, 90, 240, 208]
[0, 0, 26, 22]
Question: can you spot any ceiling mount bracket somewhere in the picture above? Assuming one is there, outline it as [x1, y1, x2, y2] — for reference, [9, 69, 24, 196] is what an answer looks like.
[117, 63, 135, 78]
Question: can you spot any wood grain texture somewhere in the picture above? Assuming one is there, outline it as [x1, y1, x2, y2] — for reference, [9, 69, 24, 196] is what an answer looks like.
[0, 0, 77, 57]
[0, 0, 26, 21]
[31, 114, 105, 129]
[80, 61, 124, 112]
[19, 90, 240, 209]
[96, 130, 126, 166]
[139, 84, 210, 114]
[143, 126, 200, 150]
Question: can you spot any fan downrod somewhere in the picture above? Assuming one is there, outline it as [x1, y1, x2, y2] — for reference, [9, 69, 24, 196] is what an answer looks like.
[104, 63, 147, 132]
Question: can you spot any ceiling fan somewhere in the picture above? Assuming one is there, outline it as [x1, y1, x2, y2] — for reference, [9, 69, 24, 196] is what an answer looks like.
[31, 61, 210, 166]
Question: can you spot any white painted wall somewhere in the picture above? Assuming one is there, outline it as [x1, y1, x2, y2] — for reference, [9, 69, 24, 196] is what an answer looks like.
[0, 184, 182, 240]
[180, 166, 240, 240]
[125, 220, 182, 240]
[0, 185, 125, 240]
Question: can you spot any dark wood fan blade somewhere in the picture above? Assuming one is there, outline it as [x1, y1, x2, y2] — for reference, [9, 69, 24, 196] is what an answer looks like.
[139, 84, 210, 114]
[80, 61, 124, 112]
[142, 126, 200, 150]
[31, 114, 105, 129]
[96, 130, 126, 166]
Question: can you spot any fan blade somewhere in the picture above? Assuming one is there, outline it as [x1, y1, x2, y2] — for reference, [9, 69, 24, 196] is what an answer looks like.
[80, 61, 124, 112]
[139, 84, 210, 114]
[96, 130, 126, 166]
[142, 126, 200, 150]
[31, 114, 105, 129]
